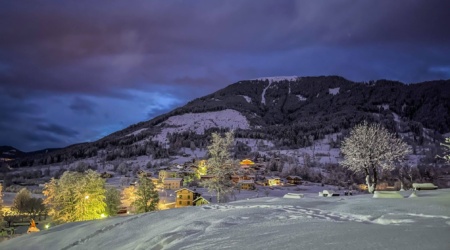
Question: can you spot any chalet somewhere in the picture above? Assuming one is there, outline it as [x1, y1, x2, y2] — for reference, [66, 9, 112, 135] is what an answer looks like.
[163, 178, 183, 190]
[159, 170, 179, 180]
[242, 174, 255, 180]
[286, 176, 302, 185]
[376, 181, 401, 191]
[265, 176, 281, 186]
[175, 188, 201, 208]
[149, 177, 160, 186]
[238, 180, 256, 190]
[187, 165, 198, 171]
[193, 196, 210, 206]
[231, 175, 241, 183]
[240, 159, 255, 169]
[200, 175, 214, 181]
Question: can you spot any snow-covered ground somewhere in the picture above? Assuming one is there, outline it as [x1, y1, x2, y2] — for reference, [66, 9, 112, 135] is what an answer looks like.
[2, 189, 449, 250]
[239, 95, 252, 103]
[296, 94, 307, 101]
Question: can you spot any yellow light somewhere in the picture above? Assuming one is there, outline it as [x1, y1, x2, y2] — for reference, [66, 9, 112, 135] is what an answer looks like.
[45, 224, 50, 229]
[85, 195, 89, 199]
[100, 213, 106, 218]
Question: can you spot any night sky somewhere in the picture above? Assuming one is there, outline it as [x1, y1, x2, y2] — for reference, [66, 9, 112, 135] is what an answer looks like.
[1, 1, 449, 152]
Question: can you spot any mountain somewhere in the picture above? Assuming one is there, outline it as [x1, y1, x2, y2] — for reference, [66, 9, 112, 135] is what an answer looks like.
[9, 76, 450, 168]
[0, 146, 25, 161]
[1, 189, 449, 249]
[0, 146, 62, 163]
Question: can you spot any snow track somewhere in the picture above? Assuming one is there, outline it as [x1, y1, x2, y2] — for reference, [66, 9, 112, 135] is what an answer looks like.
[261, 82, 271, 105]
[61, 213, 148, 250]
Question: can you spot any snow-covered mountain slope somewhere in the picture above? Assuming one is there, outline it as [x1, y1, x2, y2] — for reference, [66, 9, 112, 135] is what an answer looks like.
[153, 109, 250, 144]
[9, 76, 450, 168]
[2, 189, 449, 250]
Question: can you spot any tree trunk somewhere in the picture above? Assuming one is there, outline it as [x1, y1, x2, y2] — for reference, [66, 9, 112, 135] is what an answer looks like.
[365, 167, 378, 193]
[365, 175, 375, 193]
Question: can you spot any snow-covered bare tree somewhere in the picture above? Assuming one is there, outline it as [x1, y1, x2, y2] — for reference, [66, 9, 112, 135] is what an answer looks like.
[202, 131, 237, 203]
[133, 174, 159, 213]
[440, 137, 450, 162]
[341, 122, 409, 193]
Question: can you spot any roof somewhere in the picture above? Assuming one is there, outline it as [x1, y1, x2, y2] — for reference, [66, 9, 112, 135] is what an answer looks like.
[240, 159, 255, 165]
[175, 188, 196, 193]
[164, 178, 183, 181]
[193, 196, 210, 203]
[238, 180, 255, 184]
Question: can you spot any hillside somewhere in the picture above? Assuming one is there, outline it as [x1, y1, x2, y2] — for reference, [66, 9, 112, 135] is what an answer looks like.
[8, 76, 450, 169]
[1, 189, 449, 250]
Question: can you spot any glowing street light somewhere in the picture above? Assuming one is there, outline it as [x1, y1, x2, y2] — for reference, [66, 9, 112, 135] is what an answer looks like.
[45, 224, 50, 229]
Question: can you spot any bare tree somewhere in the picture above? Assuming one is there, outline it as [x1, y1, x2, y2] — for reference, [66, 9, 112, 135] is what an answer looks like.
[341, 122, 409, 193]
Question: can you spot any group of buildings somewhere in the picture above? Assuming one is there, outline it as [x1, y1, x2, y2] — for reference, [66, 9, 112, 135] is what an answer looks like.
[136, 159, 304, 210]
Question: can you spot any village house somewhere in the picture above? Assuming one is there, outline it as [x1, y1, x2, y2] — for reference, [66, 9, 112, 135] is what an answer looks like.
[238, 180, 256, 190]
[376, 181, 401, 191]
[149, 177, 160, 187]
[265, 176, 281, 186]
[163, 178, 183, 190]
[193, 196, 210, 206]
[286, 176, 302, 185]
[159, 170, 179, 180]
[175, 188, 201, 208]
[231, 175, 241, 183]
[200, 174, 214, 182]
[137, 169, 152, 177]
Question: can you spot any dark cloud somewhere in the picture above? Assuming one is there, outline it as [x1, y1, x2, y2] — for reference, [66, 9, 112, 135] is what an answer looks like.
[0, 0, 449, 151]
[69, 97, 96, 115]
[35, 123, 79, 137]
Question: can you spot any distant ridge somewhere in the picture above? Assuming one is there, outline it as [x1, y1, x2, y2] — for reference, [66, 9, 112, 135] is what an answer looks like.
[9, 76, 450, 167]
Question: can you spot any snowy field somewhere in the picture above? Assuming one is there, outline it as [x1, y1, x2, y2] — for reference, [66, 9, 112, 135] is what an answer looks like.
[2, 189, 449, 250]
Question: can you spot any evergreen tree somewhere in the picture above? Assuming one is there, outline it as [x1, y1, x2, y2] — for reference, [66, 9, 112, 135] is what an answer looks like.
[202, 131, 237, 203]
[105, 187, 121, 216]
[133, 174, 159, 213]
[122, 186, 137, 213]
[43, 170, 106, 223]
